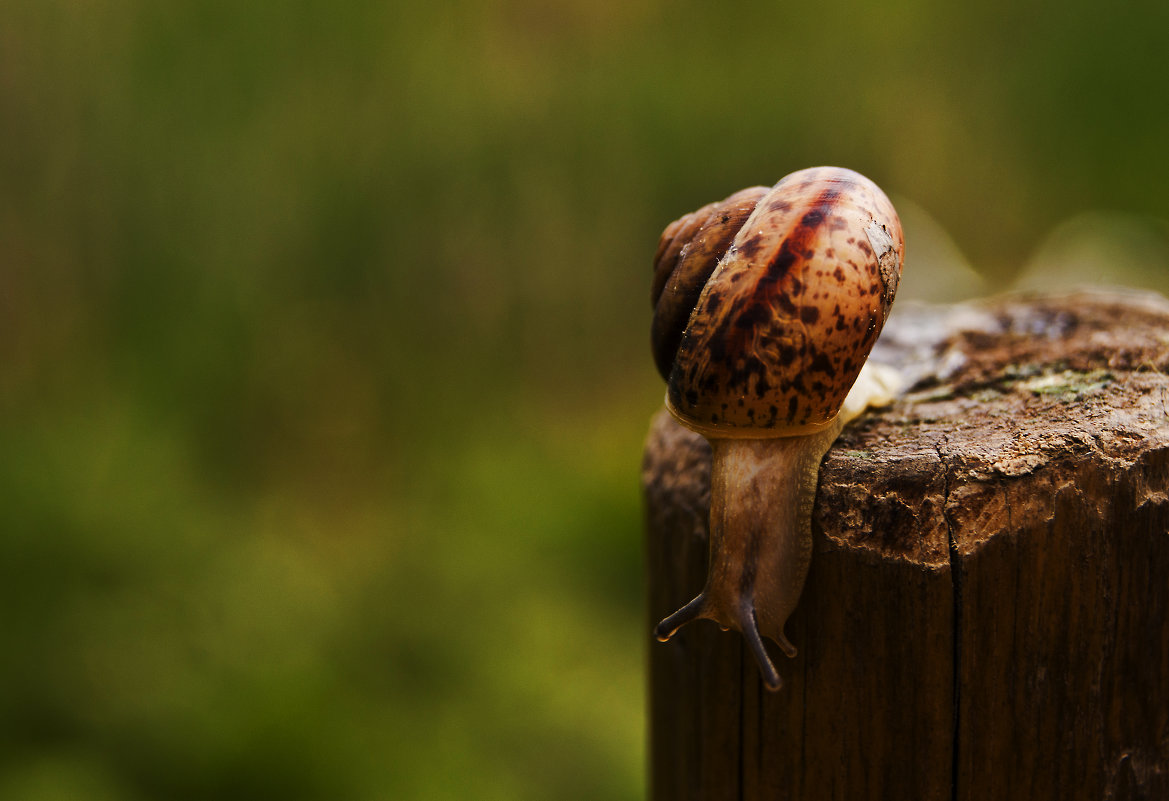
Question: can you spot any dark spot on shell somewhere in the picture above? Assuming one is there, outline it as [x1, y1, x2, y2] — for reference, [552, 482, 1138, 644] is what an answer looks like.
[829, 217, 848, 230]
[825, 248, 835, 258]
[833, 266, 846, 281]
[762, 239, 799, 285]
[857, 239, 873, 256]
[808, 351, 835, 376]
[724, 353, 771, 397]
[786, 396, 799, 423]
[738, 233, 766, 260]
[706, 294, 722, 313]
[803, 189, 838, 230]
[777, 293, 797, 315]
[734, 301, 771, 330]
[769, 199, 792, 213]
[720, 214, 730, 224]
[685, 389, 698, 405]
[800, 306, 820, 324]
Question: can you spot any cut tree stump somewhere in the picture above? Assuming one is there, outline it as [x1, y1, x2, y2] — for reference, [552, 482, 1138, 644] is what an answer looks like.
[643, 289, 1169, 801]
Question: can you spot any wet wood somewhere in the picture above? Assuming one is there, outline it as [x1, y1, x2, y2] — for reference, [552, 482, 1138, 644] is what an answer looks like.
[643, 289, 1169, 801]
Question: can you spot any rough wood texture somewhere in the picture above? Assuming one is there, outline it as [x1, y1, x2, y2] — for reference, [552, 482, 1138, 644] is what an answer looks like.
[643, 289, 1169, 801]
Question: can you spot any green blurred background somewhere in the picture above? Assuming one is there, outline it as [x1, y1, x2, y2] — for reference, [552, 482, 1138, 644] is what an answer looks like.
[2, 1, 1168, 798]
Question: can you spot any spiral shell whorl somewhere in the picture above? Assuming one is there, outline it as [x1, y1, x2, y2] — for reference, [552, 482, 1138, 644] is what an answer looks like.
[651, 167, 904, 438]
[651, 186, 769, 380]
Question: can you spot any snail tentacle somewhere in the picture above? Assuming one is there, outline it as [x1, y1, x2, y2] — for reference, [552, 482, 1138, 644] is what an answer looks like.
[741, 607, 783, 691]
[653, 594, 707, 642]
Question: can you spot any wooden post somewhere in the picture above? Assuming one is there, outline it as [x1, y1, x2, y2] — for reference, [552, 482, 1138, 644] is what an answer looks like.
[643, 290, 1169, 801]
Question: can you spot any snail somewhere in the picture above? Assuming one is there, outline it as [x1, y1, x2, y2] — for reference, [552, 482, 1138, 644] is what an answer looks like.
[650, 166, 905, 690]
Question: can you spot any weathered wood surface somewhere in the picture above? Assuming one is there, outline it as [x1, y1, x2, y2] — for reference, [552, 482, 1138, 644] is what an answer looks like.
[643, 289, 1169, 801]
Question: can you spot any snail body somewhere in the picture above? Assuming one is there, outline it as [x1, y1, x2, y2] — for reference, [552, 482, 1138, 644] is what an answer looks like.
[650, 166, 904, 690]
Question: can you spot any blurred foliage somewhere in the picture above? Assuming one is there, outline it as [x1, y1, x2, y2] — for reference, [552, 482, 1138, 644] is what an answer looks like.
[1, 0, 1167, 798]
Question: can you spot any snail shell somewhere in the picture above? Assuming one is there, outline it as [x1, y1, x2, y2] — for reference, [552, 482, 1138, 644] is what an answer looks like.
[652, 166, 903, 438]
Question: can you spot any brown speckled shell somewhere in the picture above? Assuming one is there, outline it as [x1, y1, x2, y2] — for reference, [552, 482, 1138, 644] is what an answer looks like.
[651, 166, 904, 438]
